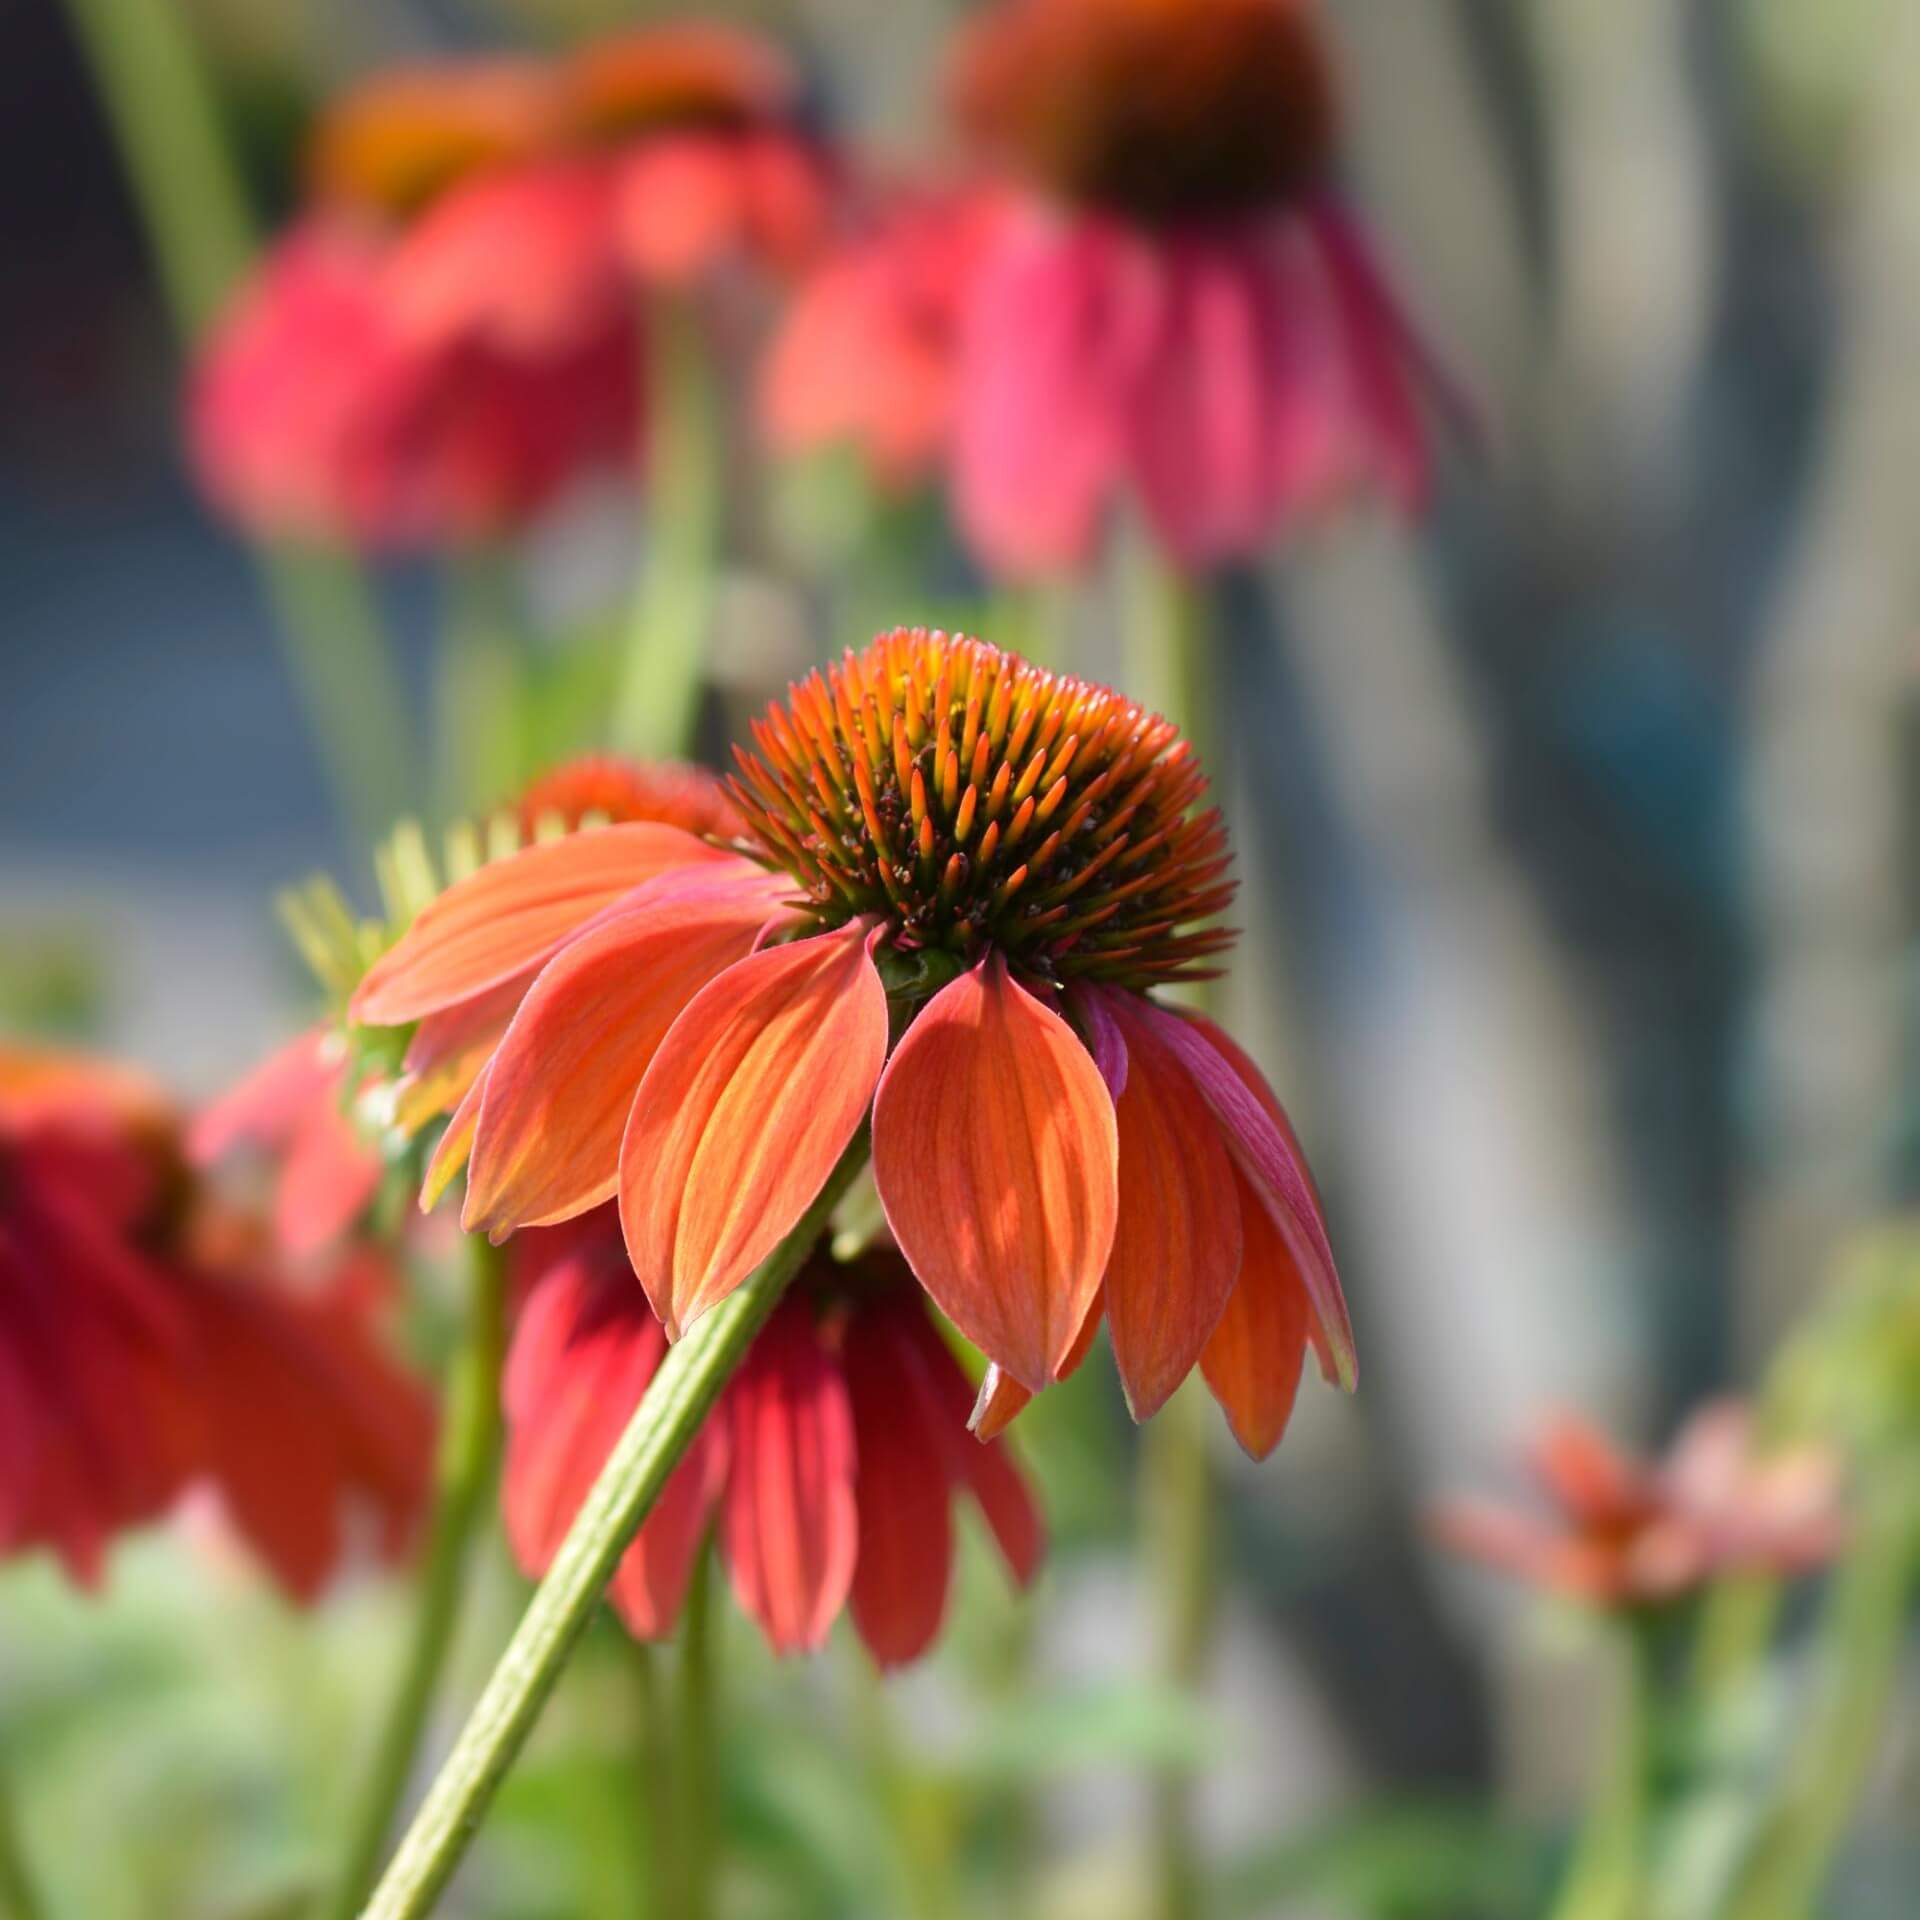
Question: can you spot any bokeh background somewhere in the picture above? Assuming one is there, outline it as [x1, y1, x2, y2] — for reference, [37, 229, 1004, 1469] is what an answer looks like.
[2, 2, 1916, 1916]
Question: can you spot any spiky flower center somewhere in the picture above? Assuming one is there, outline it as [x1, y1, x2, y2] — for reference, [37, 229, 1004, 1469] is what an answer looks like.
[516, 756, 743, 840]
[728, 629, 1236, 990]
[952, 0, 1336, 226]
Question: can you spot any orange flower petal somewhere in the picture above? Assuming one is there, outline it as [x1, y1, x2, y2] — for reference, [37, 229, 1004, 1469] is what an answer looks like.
[351, 824, 740, 1027]
[873, 956, 1118, 1392]
[419, 1065, 487, 1213]
[1097, 995, 1242, 1421]
[619, 922, 888, 1337]
[1199, 1168, 1311, 1459]
[464, 870, 787, 1235]
[968, 1289, 1103, 1438]
[1155, 1011, 1356, 1391]
[394, 979, 526, 1134]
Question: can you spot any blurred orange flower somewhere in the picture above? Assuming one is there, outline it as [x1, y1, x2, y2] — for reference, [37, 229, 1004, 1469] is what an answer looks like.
[355, 630, 1352, 1451]
[1433, 1405, 1847, 1611]
[502, 1210, 1040, 1663]
[0, 1041, 432, 1599]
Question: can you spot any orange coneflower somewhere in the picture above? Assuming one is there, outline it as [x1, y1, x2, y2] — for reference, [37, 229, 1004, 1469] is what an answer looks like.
[354, 630, 1353, 1450]
[1432, 1406, 1847, 1613]
[0, 1042, 432, 1597]
[936, 0, 1458, 577]
[503, 1211, 1040, 1663]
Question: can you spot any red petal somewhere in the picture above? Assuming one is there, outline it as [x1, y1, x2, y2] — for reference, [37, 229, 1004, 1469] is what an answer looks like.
[886, 1297, 1044, 1586]
[844, 1302, 955, 1666]
[189, 1029, 336, 1163]
[618, 923, 887, 1339]
[1154, 1013, 1355, 1390]
[464, 869, 786, 1234]
[276, 1100, 382, 1257]
[500, 1234, 726, 1638]
[873, 956, 1118, 1391]
[721, 1299, 857, 1655]
[1095, 995, 1242, 1421]
[1200, 1169, 1311, 1459]
[352, 824, 739, 1027]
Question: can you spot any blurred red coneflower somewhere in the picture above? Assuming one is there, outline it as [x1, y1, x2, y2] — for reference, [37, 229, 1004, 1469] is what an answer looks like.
[0, 1041, 433, 1599]
[934, 0, 1458, 577]
[354, 629, 1352, 1452]
[502, 1211, 1040, 1663]
[1432, 1405, 1847, 1612]
[759, 185, 1000, 495]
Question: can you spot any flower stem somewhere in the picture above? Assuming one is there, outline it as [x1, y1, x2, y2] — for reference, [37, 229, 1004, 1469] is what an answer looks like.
[58, 0, 415, 851]
[358, 1136, 868, 1920]
[1546, 1622, 1660, 1920]
[436, 552, 530, 822]
[1721, 1483, 1920, 1920]
[0, 1762, 47, 1920]
[614, 300, 723, 759]
[674, 1548, 720, 1920]
[325, 1234, 509, 1920]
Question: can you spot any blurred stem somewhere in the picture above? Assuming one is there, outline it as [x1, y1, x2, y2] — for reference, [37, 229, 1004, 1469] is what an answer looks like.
[437, 551, 529, 822]
[59, 0, 414, 852]
[1547, 1622, 1660, 1920]
[853, 1656, 957, 1920]
[1722, 1484, 1920, 1920]
[991, 582, 1074, 673]
[673, 1550, 720, 1920]
[0, 1763, 47, 1920]
[324, 1234, 509, 1920]
[615, 301, 722, 759]
[360, 1136, 869, 1920]
[629, 1642, 675, 1918]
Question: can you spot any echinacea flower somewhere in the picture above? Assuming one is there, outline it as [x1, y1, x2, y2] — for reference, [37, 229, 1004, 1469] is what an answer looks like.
[0, 1041, 432, 1598]
[354, 629, 1353, 1453]
[937, 0, 1459, 576]
[189, 219, 638, 546]
[1432, 1406, 1847, 1613]
[502, 1209, 1040, 1662]
[189, 1027, 382, 1261]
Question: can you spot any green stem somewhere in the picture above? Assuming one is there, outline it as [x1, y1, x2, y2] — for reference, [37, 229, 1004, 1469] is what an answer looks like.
[59, 0, 414, 851]
[615, 301, 723, 759]
[436, 552, 529, 823]
[0, 1763, 47, 1920]
[359, 1137, 868, 1920]
[1722, 1485, 1920, 1920]
[674, 1548, 720, 1920]
[629, 1642, 673, 1919]
[1547, 1623, 1660, 1920]
[324, 1236, 509, 1920]
[1145, 1381, 1216, 1920]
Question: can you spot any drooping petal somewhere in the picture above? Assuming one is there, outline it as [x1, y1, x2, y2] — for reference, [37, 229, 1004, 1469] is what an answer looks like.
[1200, 1167, 1311, 1459]
[873, 956, 1118, 1392]
[1152, 1012, 1355, 1391]
[953, 207, 1162, 578]
[188, 1029, 335, 1163]
[500, 1237, 727, 1638]
[464, 869, 787, 1234]
[352, 824, 739, 1027]
[721, 1298, 857, 1655]
[844, 1301, 955, 1666]
[419, 1066, 487, 1212]
[613, 135, 749, 287]
[968, 1292, 1103, 1441]
[276, 1099, 383, 1257]
[394, 978, 528, 1134]
[619, 923, 888, 1337]
[886, 1296, 1044, 1586]
[1093, 994, 1242, 1422]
